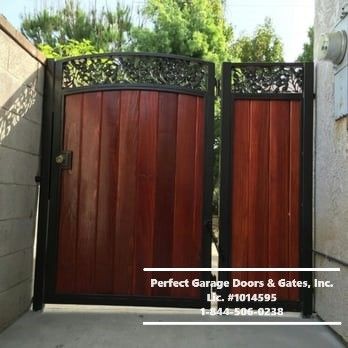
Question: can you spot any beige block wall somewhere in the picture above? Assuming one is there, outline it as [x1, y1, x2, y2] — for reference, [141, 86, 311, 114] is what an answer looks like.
[314, 0, 348, 341]
[0, 15, 45, 331]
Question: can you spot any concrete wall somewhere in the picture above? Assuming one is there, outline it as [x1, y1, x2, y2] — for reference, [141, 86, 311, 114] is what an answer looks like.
[0, 15, 45, 331]
[314, 0, 348, 341]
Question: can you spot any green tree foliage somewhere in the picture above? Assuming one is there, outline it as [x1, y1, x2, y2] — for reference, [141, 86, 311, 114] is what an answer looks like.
[38, 39, 101, 59]
[132, 0, 234, 65]
[20, 8, 60, 46]
[21, 0, 132, 51]
[297, 26, 313, 62]
[233, 17, 284, 62]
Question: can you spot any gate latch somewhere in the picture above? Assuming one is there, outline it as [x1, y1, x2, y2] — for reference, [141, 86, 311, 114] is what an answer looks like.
[55, 150, 73, 170]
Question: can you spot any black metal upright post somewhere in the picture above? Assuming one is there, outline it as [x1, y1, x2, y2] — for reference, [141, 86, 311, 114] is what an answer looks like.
[33, 59, 55, 311]
[301, 62, 314, 317]
[218, 63, 233, 307]
[200, 62, 215, 308]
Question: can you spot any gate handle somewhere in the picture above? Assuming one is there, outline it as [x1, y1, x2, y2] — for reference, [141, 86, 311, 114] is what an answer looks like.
[55, 150, 73, 170]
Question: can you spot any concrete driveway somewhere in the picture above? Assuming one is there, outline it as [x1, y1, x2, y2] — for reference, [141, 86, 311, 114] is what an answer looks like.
[0, 305, 345, 348]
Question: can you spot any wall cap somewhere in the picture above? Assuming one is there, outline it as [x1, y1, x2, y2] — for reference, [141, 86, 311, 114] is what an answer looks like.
[0, 14, 46, 65]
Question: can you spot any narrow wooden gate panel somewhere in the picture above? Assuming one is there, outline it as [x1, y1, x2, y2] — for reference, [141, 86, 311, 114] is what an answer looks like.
[219, 63, 313, 314]
[230, 99, 301, 301]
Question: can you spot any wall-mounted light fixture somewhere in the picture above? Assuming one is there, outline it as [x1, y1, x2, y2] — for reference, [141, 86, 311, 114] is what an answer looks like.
[318, 3, 348, 119]
[318, 30, 347, 64]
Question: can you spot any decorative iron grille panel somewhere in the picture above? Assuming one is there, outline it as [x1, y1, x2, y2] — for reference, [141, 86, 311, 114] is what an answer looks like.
[231, 65, 304, 94]
[61, 54, 209, 92]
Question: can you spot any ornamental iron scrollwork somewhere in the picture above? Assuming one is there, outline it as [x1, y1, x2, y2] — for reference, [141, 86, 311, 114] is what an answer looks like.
[61, 54, 209, 92]
[231, 65, 304, 94]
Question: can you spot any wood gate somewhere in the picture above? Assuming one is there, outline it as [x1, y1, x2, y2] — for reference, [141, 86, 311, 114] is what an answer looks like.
[34, 53, 215, 310]
[34, 56, 313, 314]
[219, 63, 313, 315]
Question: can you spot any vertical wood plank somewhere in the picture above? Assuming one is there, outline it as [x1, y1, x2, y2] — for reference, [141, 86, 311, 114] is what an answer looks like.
[247, 100, 270, 293]
[269, 100, 290, 300]
[171, 94, 198, 298]
[152, 93, 178, 297]
[230, 100, 250, 294]
[56, 94, 82, 293]
[95, 91, 121, 293]
[190, 96, 205, 298]
[75, 92, 102, 293]
[288, 100, 301, 301]
[133, 91, 158, 296]
[114, 91, 139, 295]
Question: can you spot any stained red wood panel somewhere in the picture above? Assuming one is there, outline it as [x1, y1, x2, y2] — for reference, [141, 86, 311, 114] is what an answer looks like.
[95, 91, 120, 294]
[56, 94, 82, 293]
[248, 101, 270, 294]
[230, 100, 250, 293]
[288, 101, 301, 301]
[152, 93, 178, 297]
[171, 95, 203, 298]
[56, 90, 205, 299]
[230, 99, 301, 302]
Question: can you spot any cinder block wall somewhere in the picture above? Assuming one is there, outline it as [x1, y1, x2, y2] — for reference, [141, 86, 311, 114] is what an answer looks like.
[0, 15, 45, 331]
[314, 0, 348, 341]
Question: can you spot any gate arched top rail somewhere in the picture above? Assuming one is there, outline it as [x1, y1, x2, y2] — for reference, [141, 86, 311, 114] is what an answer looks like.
[55, 52, 214, 94]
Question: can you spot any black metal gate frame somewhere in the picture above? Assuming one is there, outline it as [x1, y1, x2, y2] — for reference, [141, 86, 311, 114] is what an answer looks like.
[33, 52, 215, 311]
[33, 55, 313, 315]
[219, 62, 314, 316]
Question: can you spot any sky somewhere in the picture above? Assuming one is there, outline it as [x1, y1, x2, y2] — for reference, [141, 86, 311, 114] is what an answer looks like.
[0, 0, 314, 61]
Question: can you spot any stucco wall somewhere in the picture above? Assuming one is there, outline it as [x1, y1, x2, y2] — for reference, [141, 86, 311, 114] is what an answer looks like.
[0, 15, 45, 331]
[314, 0, 348, 341]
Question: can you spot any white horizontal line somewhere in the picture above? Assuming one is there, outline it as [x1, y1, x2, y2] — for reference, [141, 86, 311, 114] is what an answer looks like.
[143, 268, 340, 272]
[143, 321, 342, 326]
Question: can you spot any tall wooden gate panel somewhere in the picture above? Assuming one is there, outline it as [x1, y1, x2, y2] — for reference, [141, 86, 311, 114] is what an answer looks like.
[56, 91, 205, 297]
[34, 53, 215, 309]
[219, 63, 313, 314]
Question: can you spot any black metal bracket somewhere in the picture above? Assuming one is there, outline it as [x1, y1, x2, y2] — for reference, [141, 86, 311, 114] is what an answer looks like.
[55, 150, 73, 170]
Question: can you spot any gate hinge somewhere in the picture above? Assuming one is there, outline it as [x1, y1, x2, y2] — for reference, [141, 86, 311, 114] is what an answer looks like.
[215, 78, 221, 99]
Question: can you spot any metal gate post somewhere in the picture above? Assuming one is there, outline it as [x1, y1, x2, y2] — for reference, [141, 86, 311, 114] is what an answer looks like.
[301, 62, 314, 317]
[218, 62, 233, 305]
[33, 59, 55, 311]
